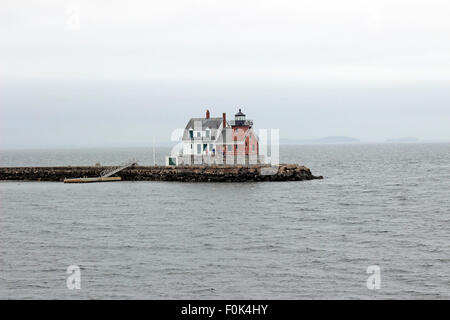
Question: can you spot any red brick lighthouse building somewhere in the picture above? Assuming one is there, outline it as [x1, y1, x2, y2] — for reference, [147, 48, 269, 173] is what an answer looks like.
[216, 109, 259, 158]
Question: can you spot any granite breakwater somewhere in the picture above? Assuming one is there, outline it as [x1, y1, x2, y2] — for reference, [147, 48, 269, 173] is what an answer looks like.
[0, 164, 322, 182]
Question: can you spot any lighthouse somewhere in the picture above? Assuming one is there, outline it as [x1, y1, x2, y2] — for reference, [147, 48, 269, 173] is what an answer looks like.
[231, 108, 253, 128]
[225, 108, 258, 157]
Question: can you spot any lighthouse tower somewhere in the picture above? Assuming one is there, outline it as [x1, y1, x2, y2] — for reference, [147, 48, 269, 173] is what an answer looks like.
[231, 108, 252, 128]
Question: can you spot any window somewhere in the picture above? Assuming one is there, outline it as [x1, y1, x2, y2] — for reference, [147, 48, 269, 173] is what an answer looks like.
[206, 130, 210, 138]
[210, 144, 214, 151]
[190, 144, 193, 149]
[252, 144, 255, 151]
[197, 144, 201, 154]
[227, 145, 232, 152]
[189, 130, 193, 139]
[197, 132, 201, 138]
[235, 145, 238, 150]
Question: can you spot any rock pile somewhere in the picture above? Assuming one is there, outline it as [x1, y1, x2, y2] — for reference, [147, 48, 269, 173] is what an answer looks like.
[0, 164, 323, 182]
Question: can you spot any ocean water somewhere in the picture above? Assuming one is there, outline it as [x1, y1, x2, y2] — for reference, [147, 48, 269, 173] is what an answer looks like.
[0, 143, 449, 299]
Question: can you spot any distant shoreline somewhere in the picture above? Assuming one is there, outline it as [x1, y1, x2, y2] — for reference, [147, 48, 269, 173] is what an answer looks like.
[1, 141, 450, 151]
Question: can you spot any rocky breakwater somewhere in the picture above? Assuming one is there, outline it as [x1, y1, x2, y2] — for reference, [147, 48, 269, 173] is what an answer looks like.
[0, 164, 323, 182]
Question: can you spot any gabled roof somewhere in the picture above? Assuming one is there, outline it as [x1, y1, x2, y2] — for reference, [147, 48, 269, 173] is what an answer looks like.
[182, 117, 223, 140]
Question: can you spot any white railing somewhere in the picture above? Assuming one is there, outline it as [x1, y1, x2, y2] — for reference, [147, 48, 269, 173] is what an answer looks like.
[100, 159, 138, 177]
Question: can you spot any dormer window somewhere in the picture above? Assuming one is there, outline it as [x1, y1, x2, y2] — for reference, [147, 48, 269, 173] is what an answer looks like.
[189, 130, 193, 139]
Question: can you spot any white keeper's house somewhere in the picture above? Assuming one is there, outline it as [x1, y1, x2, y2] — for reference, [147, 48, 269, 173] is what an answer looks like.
[181, 109, 224, 157]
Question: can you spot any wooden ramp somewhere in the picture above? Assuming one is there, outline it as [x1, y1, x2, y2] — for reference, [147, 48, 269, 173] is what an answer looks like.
[63, 159, 137, 183]
[64, 177, 122, 183]
[100, 160, 137, 178]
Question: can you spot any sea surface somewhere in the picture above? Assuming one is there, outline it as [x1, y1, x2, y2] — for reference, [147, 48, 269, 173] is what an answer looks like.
[0, 144, 449, 299]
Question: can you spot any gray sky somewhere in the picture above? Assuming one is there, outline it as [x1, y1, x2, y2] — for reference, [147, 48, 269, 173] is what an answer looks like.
[1, 0, 450, 148]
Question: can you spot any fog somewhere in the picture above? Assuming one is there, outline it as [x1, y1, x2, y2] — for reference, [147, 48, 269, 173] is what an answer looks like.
[1, 0, 450, 148]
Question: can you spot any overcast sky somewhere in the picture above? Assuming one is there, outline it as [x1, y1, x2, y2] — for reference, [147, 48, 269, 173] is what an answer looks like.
[1, 0, 450, 148]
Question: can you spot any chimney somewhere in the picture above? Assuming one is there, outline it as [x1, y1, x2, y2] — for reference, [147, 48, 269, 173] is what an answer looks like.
[222, 112, 226, 128]
[206, 109, 210, 119]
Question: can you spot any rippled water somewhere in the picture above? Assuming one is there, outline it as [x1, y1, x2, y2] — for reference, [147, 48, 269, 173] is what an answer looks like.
[1, 144, 449, 299]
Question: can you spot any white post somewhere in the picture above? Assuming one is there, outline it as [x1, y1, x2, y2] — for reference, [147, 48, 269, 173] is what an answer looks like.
[153, 137, 156, 166]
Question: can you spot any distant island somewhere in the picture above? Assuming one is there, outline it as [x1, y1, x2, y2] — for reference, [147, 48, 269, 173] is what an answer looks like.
[386, 137, 420, 143]
[281, 136, 360, 145]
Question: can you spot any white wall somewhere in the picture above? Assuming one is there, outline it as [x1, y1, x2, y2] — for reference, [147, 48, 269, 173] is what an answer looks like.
[182, 142, 194, 155]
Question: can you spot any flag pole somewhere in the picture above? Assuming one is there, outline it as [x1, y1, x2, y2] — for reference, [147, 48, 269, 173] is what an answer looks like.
[153, 137, 156, 166]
